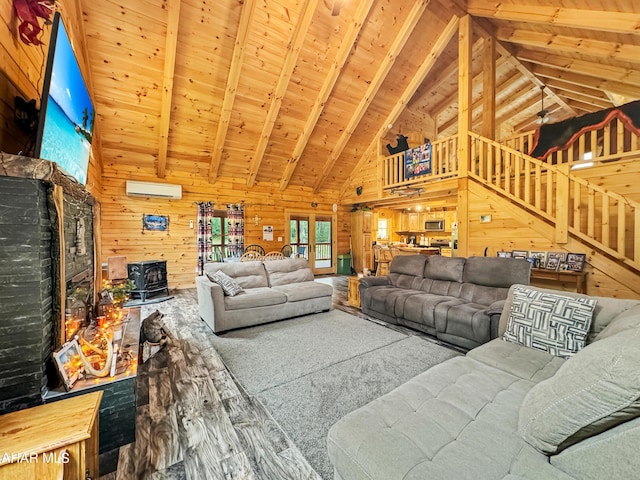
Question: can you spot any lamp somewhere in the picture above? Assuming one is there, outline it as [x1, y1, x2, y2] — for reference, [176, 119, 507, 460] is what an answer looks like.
[536, 86, 550, 125]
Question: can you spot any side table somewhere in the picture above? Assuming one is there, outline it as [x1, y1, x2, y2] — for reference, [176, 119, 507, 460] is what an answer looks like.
[530, 268, 587, 294]
[348, 276, 361, 308]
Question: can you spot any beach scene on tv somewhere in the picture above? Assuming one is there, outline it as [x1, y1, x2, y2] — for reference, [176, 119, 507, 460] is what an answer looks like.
[39, 18, 94, 186]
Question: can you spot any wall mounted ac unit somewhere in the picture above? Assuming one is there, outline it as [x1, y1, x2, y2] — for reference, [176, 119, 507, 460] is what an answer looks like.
[126, 180, 182, 199]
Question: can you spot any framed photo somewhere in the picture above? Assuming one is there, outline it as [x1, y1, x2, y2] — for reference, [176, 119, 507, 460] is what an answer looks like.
[53, 339, 84, 390]
[528, 251, 547, 267]
[497, 251, 512, 258]
[566, 253, 587, 272]
[545, 252, 565, 270]
[142, 214, 169, 231]
[511, 250, 528, 259]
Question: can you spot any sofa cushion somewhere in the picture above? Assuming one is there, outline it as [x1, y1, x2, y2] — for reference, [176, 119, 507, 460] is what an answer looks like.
[423, 255, 465, 282]
[402, 294, 464, 330]
[204, 261, 269, 289]
[460, 283, 510, 306]
[223, 287, 287, 311]
[436, 302, 493, 347]
[327, 356, 537, 480]
[503, 286, 597, 358]
[272, 281, 333, 302]
[207, 270, 244, 296]
[389, 254, 428, 277]
[595, 304, 640, 341]
[463, 256, 531, 288]
[263, 258, 314, 286]
[518, 324, 640, 454]
[468, 339, 565, 382]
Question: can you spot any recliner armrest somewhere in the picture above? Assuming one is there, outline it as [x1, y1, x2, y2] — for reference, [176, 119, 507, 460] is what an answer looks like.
[487, 299, 507, 340]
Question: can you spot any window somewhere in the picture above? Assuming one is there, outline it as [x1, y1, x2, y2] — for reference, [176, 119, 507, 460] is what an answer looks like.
[377, 219, 388, 240]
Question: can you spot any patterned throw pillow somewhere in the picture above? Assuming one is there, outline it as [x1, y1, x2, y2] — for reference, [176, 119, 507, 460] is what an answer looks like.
[207, 270, 244, 296]
[503, 286, 597, 358]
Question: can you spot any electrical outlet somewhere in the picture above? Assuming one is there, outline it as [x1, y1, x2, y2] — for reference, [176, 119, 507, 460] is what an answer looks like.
[278, 236, 283, 242]
[189, 220, 194, 229]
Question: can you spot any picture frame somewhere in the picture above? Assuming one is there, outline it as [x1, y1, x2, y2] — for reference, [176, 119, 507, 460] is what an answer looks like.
[53, 339, 84, 390]
[511, 250, 528, 260]
[566, 253, 587, 272]
[545, 252, 565, 270]
[497, 251, 512, 258]
[528, 251, 547, 267]
[142, 214, 169, 231]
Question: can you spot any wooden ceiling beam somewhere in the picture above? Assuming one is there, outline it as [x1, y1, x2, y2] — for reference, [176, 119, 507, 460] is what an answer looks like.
[555, 91, 611, 110]
[156, 0, 182, 178]
[467, 0, 640, 35]
[279, 0, 375, 191]
[529, 64, 640, 99]
[542, 79, 612, 103]
[208, 0, 256, 183]
[246, 0, 319, 187]
[496, 27, 640, 65]
[408, 37, 483, 110]
[312, 0, 434, 193]
[438, 67, 527, 134]
[518, 49, 640, 87]
[431, 55, 507, 119]
[340, 15, 460, 197]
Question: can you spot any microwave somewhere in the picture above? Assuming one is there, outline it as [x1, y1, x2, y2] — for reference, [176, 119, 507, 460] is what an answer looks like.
[424, 220, 445, 231]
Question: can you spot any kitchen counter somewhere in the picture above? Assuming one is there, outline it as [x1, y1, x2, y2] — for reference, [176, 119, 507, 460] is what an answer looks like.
[397, 247, 441, 255]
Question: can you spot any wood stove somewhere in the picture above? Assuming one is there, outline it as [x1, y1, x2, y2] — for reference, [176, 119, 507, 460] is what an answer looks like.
[127, 260, 169, 302]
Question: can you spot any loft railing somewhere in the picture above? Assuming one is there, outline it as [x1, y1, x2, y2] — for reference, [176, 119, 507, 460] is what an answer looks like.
[382, 135, 458, 189]
[469, 132, 640, 270]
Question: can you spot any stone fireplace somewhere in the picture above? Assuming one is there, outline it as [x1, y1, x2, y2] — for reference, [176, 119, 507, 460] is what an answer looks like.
[0, 164, 95, 413]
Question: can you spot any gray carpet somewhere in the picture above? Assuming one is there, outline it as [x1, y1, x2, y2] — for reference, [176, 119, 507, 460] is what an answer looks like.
[210, 309, 461, 480]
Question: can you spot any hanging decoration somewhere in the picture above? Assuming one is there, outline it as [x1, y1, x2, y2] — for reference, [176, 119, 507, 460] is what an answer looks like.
[13, 0, 56, 46]
[196, 202, 214, 275]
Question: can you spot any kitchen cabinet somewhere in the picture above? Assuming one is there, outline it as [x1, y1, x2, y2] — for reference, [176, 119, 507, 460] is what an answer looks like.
[351, 211, 373, 273]
[408, 212, 421, 231]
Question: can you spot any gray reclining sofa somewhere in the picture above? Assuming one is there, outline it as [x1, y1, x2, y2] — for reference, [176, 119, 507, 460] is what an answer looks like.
[196, 258, 333, 333]
[328, 284, 640, 480]
[359, 255, 531, 349]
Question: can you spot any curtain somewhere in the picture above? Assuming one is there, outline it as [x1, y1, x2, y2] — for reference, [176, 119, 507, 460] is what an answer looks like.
[196, 202, 214, 275]
[226, 203, 244, 258]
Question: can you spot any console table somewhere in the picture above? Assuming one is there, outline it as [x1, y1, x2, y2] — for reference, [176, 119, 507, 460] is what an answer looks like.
[0, 391, 102, 480]
[530, 268, 587, 294]
[348, 276, 361, 308]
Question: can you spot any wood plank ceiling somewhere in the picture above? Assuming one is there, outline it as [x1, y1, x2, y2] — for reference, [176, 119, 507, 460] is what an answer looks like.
[79, 0, 640, 193]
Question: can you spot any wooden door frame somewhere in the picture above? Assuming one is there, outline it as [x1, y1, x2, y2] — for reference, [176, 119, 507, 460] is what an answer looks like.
[285, 209, 337, 274]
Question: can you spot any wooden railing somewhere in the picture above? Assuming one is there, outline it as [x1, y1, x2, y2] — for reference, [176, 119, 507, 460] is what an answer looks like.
[469, 132, 640, 270]
[382, 135, 458, 189]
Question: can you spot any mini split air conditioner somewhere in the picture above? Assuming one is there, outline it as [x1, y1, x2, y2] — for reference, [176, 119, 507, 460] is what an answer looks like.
[126, 180, 182, 199]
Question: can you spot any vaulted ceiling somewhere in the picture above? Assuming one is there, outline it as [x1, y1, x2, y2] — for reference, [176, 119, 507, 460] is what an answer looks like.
[78, 0, 640, 193]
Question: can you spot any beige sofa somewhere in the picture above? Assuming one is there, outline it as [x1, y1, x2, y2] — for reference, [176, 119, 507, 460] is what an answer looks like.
[196, 258, 333, 333]
[328, 284, 640, 480]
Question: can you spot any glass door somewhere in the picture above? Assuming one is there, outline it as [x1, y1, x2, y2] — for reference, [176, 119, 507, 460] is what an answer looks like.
[287, 212, 336, 274]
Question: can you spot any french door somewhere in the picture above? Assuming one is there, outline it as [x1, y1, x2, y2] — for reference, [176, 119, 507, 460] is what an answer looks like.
[287, 212, 336, 274]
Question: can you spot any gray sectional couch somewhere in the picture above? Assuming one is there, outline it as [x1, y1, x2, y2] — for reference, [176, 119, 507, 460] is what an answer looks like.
[328, 284, 640, 480]
[359, 255, 531, 349]
[196, 258, 333, 333]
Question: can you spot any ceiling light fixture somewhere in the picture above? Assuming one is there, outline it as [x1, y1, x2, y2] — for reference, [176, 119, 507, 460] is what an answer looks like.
[536, 85, 550, 125]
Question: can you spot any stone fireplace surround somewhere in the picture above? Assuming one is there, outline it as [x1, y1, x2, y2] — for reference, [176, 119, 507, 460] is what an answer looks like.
[0, 152, 136, 473]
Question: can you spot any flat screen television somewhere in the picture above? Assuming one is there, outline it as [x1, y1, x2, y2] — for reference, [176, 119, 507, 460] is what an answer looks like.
[33, 12, 94, 186]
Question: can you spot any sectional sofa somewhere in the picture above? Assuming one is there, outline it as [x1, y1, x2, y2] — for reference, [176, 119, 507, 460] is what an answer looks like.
[196, 258, 333, 333]
[359, 255, 531, 349]
[328, 284, 640, 480]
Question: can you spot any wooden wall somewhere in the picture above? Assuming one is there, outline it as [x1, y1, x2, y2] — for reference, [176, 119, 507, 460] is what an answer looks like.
[100, 164, 351, 289]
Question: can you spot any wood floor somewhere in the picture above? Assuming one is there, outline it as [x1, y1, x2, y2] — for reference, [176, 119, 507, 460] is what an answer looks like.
[100, 276, 461, 479]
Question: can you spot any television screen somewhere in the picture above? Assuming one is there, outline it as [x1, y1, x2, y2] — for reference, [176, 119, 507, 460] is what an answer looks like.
[34, 12, 94, 186]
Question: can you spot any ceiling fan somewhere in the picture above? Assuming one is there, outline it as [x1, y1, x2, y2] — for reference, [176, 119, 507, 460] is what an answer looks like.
[536, 85, 550, 125]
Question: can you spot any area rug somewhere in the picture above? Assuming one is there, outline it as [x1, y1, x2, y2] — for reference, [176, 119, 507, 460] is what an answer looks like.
[210, 309, 461, 479]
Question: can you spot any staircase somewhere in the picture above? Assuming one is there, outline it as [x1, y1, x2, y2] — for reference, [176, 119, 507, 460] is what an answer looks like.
[380, 119, 640, 296]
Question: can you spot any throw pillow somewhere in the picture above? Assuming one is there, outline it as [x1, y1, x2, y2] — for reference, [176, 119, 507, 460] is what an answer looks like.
[518, 325, 640, 454]
[207, 270, 244, 296]
[503, 286, 597, 358]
